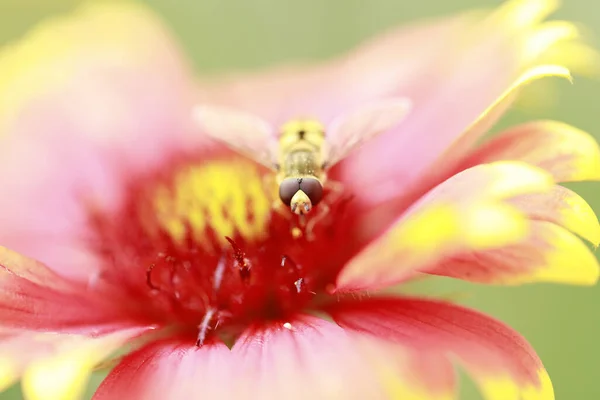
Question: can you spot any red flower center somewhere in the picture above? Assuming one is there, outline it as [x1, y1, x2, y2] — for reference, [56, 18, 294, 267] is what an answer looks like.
[86, 156, 358, 345]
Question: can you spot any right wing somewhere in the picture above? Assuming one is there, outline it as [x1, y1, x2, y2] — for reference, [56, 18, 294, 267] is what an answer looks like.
[193, 104, 279, 170]
[323, 97, 412, 168]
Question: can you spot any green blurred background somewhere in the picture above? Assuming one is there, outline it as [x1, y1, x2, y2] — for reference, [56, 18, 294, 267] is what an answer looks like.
[0, 0, 599, 399]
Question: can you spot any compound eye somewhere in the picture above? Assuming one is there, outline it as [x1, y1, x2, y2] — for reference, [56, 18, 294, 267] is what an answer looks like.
[279, 178, 300, 206]
[299, 177, 323, 206]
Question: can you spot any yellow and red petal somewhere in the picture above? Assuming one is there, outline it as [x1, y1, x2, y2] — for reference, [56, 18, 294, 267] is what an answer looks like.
[0, 2, 198, 280]
[429, 220, 599, 286]
[325, 297, 554, 400]
[95, 318, 455, 400]
[458, 120, 600, 182]
[0, 328, 148, 400]
[336, 161, 553, 291]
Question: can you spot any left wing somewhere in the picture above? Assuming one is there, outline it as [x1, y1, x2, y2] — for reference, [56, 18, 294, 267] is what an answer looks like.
[193, 104, 279, 170]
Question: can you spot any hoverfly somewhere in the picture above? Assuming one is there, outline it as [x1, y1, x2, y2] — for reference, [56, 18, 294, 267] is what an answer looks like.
[193, 97, 412, 234]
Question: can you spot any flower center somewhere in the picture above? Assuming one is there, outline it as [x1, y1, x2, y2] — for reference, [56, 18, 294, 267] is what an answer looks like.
[88, 156, 356, 345]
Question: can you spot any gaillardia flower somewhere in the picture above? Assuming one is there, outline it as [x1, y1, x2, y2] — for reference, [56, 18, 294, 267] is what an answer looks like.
[0, 0, 599, 399]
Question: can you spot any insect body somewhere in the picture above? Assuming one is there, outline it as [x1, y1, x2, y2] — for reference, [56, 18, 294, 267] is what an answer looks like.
[276, 119, 327, 215]
[193, 98, 412, 217]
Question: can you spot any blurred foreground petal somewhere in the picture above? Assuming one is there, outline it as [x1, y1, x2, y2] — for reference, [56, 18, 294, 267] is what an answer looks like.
[0, 328, 148, 400]
[95, 318, 454, 400]
[0, 1, 198, 280]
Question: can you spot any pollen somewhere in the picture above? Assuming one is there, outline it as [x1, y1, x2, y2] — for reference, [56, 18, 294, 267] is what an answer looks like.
[151, 160, 272, 249]
[291, 227, 303, 239]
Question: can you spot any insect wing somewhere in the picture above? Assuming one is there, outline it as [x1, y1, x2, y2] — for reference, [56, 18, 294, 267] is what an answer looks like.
[193, 104, 279, 170]
[323, 97, 412, 168]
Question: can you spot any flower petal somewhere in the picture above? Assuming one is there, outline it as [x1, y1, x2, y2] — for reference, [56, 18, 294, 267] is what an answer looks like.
[326, 297, 554, 400]
[509, 185, 600, 246]
[95, 318, 455, 400]
[199, 11, 479, 124]
[341, 64, 571, 208]
[0, 246, 138, 332]
[429, 66, 572, 180]
[93, 339, 234, 400]
[335, 0, 581, 206]
[0, 328, 147, 400]
[203, 0, 577, 125]
[0, 2, 197, 279]
[232, 320, 455, 400]
[429, 220, 599, 286]
[458, 120, 600, 182]
[336, 161, 554, 291]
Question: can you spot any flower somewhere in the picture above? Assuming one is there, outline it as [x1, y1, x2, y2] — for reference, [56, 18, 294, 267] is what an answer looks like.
[0, 0, 599, 399]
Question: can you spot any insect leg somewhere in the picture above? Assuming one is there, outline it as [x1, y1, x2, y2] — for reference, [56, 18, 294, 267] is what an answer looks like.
[304, 202, 330, 241]
[304, 180, 346, 240]
[324, 179, 346, 204]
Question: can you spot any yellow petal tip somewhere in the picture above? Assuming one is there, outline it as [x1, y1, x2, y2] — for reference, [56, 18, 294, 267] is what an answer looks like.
[476, 369, 554, 400]
[0, 358, 18, 393]
[531, 226, 600, 286]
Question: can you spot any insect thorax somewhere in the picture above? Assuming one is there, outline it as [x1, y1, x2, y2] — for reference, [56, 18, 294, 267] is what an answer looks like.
[281, 149, 322, 177]
[277, 118, 325, 179]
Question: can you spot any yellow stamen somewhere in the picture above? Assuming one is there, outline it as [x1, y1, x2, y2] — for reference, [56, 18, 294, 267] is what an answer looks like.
[151, 160, 271, 249]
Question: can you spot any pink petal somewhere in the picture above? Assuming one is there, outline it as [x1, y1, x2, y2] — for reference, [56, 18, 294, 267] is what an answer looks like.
[95, 318, 455, 400]
[338, 0, 583, 206]
[198, 12, 476, 124]
[336, 161, 554, 291]
[0, 3, 199, 280]
[93, 339, 235, 400]
[0, 246, 143, 332]
[417, 66, 571, 199]
[340, 64, 571, 209]
[326, 297, 554, 400]
[456, 120, 600, 182]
